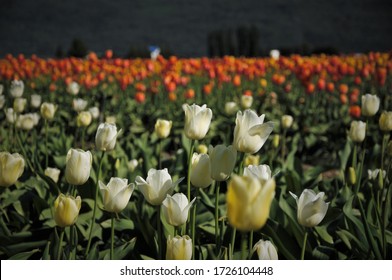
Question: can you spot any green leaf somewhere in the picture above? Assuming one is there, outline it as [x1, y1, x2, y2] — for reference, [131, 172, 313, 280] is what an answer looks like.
[8, 249, 40, 260]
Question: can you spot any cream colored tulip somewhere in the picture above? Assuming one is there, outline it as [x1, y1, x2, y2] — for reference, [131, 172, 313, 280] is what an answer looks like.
[209, 144, 237, 181]
[243, 164, 272, 182]
[16, 113, 38, 130]
[241, 95, 253, 109]
[349, 121, 366, 143]
[135, 168, 182, 205]
[227, 175, 275, 231]
[40, 102, 57, 120]
[77, 111, 92, 127]
[379, 111, 392, 132]
[127, 159, 139, 172]
[67, 81, 80, 95]
[281, 115, 294, 129]
[225, 101, 239, 116]
[89, 106, 100, 119]
[5, 108, 16, 124]
[95, 122, 122, 151]
[233, 110, 274, 154]
[54, 193, 81, 227]
[13, 98, 27, 113]
[99, 177, 135, 213]
[0, 152, 25, 187]
[244, 154, 260, 167]
[290, 189, 329, 227]
[253, 239, 278, 260]
[362, 94, 380, 117]
[72, 98, 88, 112]
[196, 144, 208, 154]
[183, 103, 212, 140]
[190, 153, 213, 188]
[65, 148, 92, 185]
[155, 119, 172, 139]
[166, 235, 192, 260]
[10, 80, 24, 98]
[44, 167, 61, 183]
[105, 115, 116, 124]
[30, 94, 42, 108]
[162, 193, 196, 226]
[270, 49, 280, 60]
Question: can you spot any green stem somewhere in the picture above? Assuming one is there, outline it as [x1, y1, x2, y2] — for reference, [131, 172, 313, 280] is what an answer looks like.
[241, 232, 247, 260]
[230, 227, 236, 260]
[215, 181, 221, 254]
[379, 134, 388, 190]
[355, 146, 366, 194]
[157, 206, 162, 259]
[382, 162, 391, 259]
[158, 139, 162, 169]
[352, 144, 357, 171]
[301, 230, 308, 260]
[85, 151, 105, 256]
[111, 214, 115, 260]
[187, 139, 195, 203]
[248, 230, 254, 259]
[238, 152, 246, 175]
[191, 189, 198, 260]
[281, 128, 287, 163]
[81, 127, 86, 150]
[15, 129, 35, 172]
[57, 228, 65, 260]
[45, 119, 48, 168]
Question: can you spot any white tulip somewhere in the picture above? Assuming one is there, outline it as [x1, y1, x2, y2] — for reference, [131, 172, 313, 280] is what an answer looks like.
[166, 235, 192, 260]
[182, 103, 212, 140]
[162, 193, 196, 226]
[361, 94, 380, 117]
[40, 102, 57, 120]
[67, 81, 80, 95]
[10, 80, 24, 98]
[95, 122, 122, 151]
[5, 108, 16, 124]
[233, 110, 274, 154]
[136, 168, 183, 205]
[225, 101, 239, 116]
[253, 239, 278, 260]
[241, 95, 253, 109]
[349, 121, 366, 143]
[72, 98, 88, 112]
[44, 167, 61, 183]
[65, 149, 92, 185]
[190, 153, 213, 188]
[243, 164, 272, 182]
[99, 177, 135, 213]
[30, 94, 42, 108]
[281, 115, 294, 129]
[127, 159, 139, 172]
[155, 119, 172, 139]
[0, 152, 25, 187]
[209, 144, 237, 181]
[13, 98, 27, 113]
[89, 106, 100, 119]
[290, 189, 329, 227]
[0, 95, 5, 109]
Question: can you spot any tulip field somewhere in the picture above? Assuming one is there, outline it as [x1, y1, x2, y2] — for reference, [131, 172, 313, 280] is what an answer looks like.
[0, 52, 391, 260]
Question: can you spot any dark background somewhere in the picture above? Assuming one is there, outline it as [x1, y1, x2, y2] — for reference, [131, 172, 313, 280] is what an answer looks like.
[0, 0, 391, 58]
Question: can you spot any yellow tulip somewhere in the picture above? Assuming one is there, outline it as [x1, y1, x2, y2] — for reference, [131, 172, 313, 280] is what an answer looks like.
[0, 152, 25, 187]
[166, 235, 192, 260]
[379, 111, 392, 132]
[40, 102, 57, 120]
[227, 175, 275, 231]
[54, 193, 81, 227]
[77, 111, 92, 127]
[155, 119, 172, 139]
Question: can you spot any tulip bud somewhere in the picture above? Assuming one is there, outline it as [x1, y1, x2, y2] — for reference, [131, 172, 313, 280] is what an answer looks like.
[196, 144, 208, 154]
[241, 95, 253, 109]
[54, 193, 81, 227]
[253, 239, 278, 260]
[67, 81, 80, 95]
[95, 122, 122, 152]
[89, 106, 100, 119]
[290, 189, 329, 227]
[162, 193, 196, 226]
[244, 164, 272, 182]
[105, 115, 116, 124]
[5, 108, 16, 124]
[233, 110, 274, 154]
[348, 167, 356, 186]
[99, 177, 135, 213]
[40, 102, 57, 120]
[44, 167, 61, 183]
[72, 98, 88, 112]
[155, 119, 172, 139]
[225, 101, 239, 116]
[227, 175, 276, 231]
[190, 153, 213, 188]
[244, 154, 260, 167]
[127, 159, 139, 172]
[182, 103, 212, 140]
[361, 94, 380, 117]
[65, 148, 92, 185]
[136, 168, 182, 205]
[13, 98, 27, 113]
[30, 94, 42, 108]
[166, 235, 192, 260]
[209, 144, 237, 181]
[77, 111, 92, 127]
[379, 111, 392, 132]
[0, 152, 25, 187]
[281, 115, 294, 129]
[10, 80, 24, 98]
[349, 121, 366, 143]
[272, 134, 280, 148]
